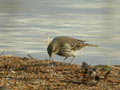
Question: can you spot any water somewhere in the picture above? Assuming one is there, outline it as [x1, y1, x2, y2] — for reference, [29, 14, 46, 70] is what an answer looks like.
[0, 0, 120, 65]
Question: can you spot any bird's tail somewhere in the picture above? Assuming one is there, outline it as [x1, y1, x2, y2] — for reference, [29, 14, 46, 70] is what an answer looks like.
[85, 43, 98, 47]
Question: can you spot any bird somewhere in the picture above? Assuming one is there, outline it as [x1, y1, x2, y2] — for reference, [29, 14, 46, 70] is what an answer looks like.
[47, 36, 98, 63]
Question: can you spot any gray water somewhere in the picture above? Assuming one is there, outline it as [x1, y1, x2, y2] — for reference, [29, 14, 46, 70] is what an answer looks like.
[0, 0, 120, 65]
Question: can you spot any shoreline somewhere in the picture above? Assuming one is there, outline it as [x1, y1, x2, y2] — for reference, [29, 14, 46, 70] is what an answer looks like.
[0, 55, 119, 90]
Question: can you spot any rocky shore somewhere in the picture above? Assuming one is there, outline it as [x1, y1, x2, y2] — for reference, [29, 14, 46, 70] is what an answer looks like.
[0, 55, 120, 90]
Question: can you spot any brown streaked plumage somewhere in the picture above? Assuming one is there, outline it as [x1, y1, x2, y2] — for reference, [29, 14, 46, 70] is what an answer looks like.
[47, 36, 98, 63]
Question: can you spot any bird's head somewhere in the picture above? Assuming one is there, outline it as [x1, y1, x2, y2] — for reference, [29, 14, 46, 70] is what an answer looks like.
[47, 41, 60, 58]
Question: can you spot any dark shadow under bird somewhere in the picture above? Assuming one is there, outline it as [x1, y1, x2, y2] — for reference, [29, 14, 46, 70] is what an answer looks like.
[47, 36, 98, 63]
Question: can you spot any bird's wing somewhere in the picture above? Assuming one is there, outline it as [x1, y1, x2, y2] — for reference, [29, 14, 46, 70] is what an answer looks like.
[61, 43, 72, 50]
[70, 39, 86, 50]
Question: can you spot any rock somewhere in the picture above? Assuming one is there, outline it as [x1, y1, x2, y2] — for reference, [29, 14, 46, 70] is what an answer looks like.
[0, 56, 119, 90]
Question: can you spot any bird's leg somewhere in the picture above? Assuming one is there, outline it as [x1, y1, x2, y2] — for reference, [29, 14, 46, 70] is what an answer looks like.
[49, 53, 55, 67]
[69, 56, 75, 64]
[63, 57, 68, 62]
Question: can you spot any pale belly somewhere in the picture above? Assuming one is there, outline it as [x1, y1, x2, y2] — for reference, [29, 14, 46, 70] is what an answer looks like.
[57, 50, 78, 57]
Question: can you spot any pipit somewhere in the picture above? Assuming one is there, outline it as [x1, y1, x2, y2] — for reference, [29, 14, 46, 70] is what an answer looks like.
[47, 36, 98, 63]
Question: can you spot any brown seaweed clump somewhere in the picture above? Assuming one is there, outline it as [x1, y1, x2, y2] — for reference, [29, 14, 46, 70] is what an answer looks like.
[0, 55, 120, 90]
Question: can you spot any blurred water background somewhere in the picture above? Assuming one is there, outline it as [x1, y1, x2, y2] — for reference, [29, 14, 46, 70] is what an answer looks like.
[0, 0, 120, 65]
